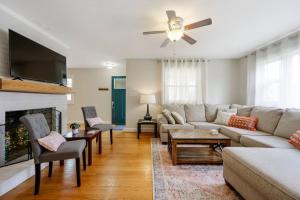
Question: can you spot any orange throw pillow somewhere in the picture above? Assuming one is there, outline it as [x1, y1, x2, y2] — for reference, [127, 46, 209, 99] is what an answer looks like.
[228, 115, 258, 131]
[288, 132, 300, 149]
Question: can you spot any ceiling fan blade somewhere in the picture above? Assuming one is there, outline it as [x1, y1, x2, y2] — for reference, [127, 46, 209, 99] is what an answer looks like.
[160, 38, 170, 48]
[143, 30, 166, 35]
[182, 34, 197, 45]
[166, 10, 176, 21]
[184, 18, 212, 31]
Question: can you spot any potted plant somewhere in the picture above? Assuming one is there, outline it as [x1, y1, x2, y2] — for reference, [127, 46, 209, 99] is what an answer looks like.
[70, 123, 80, 134]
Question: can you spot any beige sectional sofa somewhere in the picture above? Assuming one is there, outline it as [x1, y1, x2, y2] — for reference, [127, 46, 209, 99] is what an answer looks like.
[157, 104, 300, 200]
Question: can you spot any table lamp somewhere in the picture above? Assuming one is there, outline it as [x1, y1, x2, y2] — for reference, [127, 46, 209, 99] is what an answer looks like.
[140, 94, 156, 120]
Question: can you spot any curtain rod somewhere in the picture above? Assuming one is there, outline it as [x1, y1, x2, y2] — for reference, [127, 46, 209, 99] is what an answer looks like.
[157, 59, 209, 62]
[246, 28, 300, 56]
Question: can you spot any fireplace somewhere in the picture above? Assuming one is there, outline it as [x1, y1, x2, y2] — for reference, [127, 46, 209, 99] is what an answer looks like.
[0, 107, 62, 167]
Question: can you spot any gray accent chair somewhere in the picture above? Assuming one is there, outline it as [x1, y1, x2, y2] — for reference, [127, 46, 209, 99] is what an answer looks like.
[20, 113, 86, 195]
[81, 106, 113, 147]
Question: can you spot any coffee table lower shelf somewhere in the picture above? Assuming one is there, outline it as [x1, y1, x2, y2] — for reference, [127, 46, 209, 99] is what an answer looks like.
[175, 146, 223, 164]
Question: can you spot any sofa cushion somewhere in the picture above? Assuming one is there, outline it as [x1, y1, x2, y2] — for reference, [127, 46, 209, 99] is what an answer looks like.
[164, 104, 186, 122]
[240, 135, 294, 148]
[228, 115, 258, 131]
[162, 109, 175, 124]
[160, 123, 194, 133]
[184, 104, 206, 122]
[204, 104, 230, 122]
[223, 148, 300, 200]
[171, 111, 185, 125]
[231, 104, 253, 117]
[214, 111, 235, 125]
[220, 126, 270, 142]
[250, 106, 283, 134]
[274, 108, 300, 139]
[188, 122, 222, 130]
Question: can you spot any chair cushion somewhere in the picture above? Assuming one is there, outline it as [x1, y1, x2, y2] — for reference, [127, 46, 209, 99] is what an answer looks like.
[160, 123, 194, 133]
[231, 104, 253, 117]
[184, 104, 206, 122]
[274, 108, 300, 139]
[240, 135, 294, 148]
[163, 104, 186, 122]
[188, 122, 222, 130]
[37, 131, 66, 151]
[204, 104, 230, 122]
[223, 148, 300, 200]
[91, 123, 113, 131]
[250, 106, 283, 134]
[39, 140, 86, 163]
[86, 117, 103, 127]
[220, 126, 270, 142]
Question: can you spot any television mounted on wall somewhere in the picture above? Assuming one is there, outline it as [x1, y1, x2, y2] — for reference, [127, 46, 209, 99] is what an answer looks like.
[9, 29, 67, 85]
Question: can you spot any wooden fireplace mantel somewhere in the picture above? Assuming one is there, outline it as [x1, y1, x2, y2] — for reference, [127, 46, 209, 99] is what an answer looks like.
[0, 78, 73, 94]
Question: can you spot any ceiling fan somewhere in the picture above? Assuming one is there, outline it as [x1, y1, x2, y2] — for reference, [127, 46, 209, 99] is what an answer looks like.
[143, 10, 212, 48]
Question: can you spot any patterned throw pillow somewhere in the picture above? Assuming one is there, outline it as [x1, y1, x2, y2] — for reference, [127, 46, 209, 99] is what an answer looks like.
[228, 115, 258, 131]
[171, 111, 185, 125]
[37, 131, 66, 151]
[86, 117, 103, 127]
[288, 131, 300, 149]
[162, 109, 176, 125]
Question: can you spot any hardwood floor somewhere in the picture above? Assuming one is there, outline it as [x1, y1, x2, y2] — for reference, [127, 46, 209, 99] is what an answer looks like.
[1, 132, 153, 200]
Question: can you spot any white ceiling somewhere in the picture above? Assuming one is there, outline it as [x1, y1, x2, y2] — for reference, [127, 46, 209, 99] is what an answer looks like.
[1, 0, 300, 68]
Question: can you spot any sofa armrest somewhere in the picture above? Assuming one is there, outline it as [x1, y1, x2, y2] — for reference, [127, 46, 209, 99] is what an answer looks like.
[157, 114, 168, 124]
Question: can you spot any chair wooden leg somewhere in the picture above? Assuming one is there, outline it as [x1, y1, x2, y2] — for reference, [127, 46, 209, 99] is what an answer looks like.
[96, 134, 98, 143]
[82, 148, 86, 170]
[48, 161, 53, 177]
[34, 164, 41, 195]
[76, 158, 81, 187]
[110, 129, 113, 144]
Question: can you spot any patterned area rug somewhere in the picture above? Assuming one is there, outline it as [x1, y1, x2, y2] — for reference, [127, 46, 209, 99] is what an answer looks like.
[152, 138, 242, 200]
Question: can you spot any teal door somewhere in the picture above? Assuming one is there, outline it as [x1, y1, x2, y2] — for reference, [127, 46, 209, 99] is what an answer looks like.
[112, 76, 126, 125]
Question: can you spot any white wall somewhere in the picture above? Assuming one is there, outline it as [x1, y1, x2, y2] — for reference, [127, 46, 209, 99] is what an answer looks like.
[126, 59, 162, 131]
[205, 59, 242, 104]
[67, 67, 126, 123]
[0, 8, 68, 195]
[125, 59, 242, 130]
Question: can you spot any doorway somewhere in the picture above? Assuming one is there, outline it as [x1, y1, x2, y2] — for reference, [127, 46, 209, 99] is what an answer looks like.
[111, 76, 126, 125]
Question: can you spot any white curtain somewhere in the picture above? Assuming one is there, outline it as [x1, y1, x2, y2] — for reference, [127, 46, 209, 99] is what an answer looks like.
[255, 32, 300, 108]
[162, 59, 204, 104]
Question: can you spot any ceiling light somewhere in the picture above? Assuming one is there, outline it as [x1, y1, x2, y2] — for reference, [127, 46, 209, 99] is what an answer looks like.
[102, 61, 117, 68]
[167, 29, 183, 41]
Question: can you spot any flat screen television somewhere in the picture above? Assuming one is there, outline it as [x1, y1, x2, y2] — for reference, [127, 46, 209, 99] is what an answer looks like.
[9, 29, 67, 85]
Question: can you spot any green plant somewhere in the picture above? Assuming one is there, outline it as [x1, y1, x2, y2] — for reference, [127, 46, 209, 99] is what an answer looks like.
[69, 123, 80, 130]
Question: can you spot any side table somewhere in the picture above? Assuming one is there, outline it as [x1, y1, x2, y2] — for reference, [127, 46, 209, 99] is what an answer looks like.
[137, 119, 157, 139]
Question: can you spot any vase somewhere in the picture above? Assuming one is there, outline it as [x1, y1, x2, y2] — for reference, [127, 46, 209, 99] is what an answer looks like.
[72, 128, 79, 134]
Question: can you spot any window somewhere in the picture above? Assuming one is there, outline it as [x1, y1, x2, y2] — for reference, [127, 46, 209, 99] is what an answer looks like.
[162, 59, 204, 104]
[255, 52, 300, 108]
[67, 77, 74, 104]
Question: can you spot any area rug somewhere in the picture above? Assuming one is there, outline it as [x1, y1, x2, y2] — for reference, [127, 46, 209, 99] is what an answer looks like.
[152, 138, 242, 200]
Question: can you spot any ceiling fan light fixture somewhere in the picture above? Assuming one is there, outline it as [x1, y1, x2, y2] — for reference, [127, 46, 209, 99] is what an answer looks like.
[167, 29, 183, 41]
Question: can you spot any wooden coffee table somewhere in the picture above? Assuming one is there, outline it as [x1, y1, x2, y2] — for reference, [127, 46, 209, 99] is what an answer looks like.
[64, 130, 101, 166]
[168, 129, 231, 165]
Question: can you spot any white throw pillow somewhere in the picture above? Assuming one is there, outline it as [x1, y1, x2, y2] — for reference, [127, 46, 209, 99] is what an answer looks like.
[162, 109, 176, 124]
[171, 111, 185, 125]
[37, 131, 66, 151]
[214, 111, 236, 125]
[86, 117, 103, 127]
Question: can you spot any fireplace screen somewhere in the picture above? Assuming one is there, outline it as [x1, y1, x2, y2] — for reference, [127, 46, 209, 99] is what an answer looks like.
[0, 107, 61, 168]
